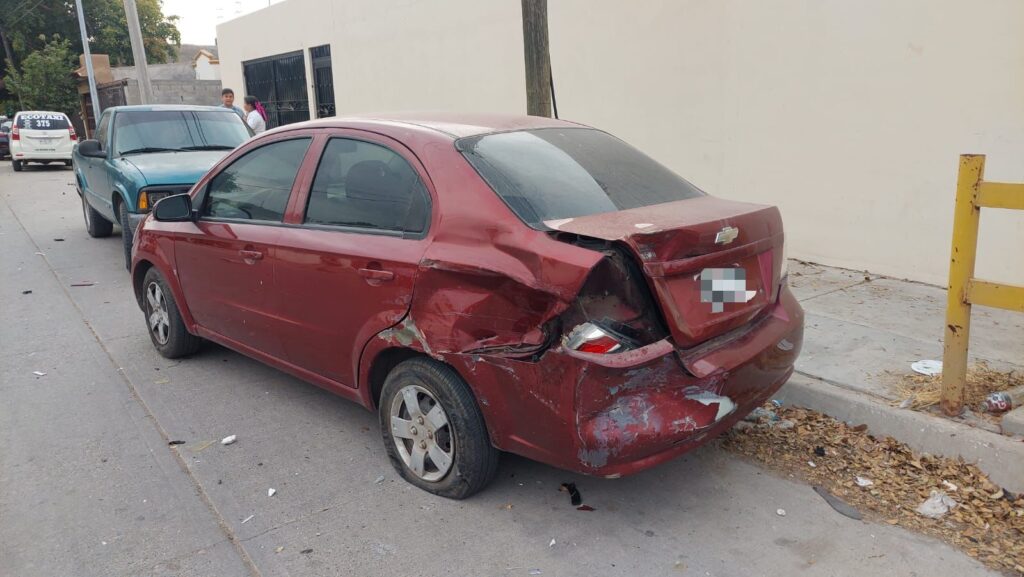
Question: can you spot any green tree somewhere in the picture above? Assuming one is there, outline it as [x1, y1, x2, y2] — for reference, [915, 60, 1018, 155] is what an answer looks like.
[3, 35, 78, 114]
[0, 0, 181, 68]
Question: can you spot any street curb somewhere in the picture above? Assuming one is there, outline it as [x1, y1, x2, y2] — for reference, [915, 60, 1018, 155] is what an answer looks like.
[776, 373, 1024, 494]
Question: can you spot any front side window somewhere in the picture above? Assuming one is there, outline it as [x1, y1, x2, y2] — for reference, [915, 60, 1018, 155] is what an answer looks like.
[203, 138, 311, 222]
[304, 138, 429, 233]
[95, 112, 111, 148]
[113, 110, 250, 156]
[457, 127, 705, 228]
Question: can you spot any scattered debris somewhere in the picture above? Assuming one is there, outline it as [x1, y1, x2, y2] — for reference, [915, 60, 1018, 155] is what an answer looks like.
[984, 386, 1024, 414]
[855, 476, 874, 488]
[268, 488, 276, 497]
[192, 440, 216, 452]
[154, 377, 170, 385]
[916, 490, 957, 519]
[240, 515, 254, 524]
[776, 508, 786, 516]
[32, 371, 46, 377]
[374, 475, 385, 484]
[300, 548, 313, 554]
[70, 281, 95, 287]
[808, 461, 817, 468]
[500, 503, 513, 510]
[53, 238, 64, 242]
[167, 440, 185, 446]
[576, 505, 595, 512]
[220, 435, 237, 445]
[777, 420, 796, 430]
[725, 403, 1024, 573]
[548, 538, 556, 547]
[21, 290, 31, 294]
[274, 546, 284, 553]
[891, 361, 1022, 414]
[560, 482, 582, 507]
[911, 360, 943, 376]
[528, 570, 542, 575]
[812, 486, 863, 520]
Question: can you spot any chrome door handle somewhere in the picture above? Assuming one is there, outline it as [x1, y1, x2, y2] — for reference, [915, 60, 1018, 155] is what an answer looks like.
[239, 249, 263, 262]
[358, 268, 394, 281]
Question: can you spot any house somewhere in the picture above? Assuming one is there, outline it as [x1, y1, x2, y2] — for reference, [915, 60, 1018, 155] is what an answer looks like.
[215, 0, 1024, 287]
[191, 48, 221, 80]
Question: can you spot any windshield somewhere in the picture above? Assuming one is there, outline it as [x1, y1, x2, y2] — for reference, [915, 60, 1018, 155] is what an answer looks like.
[16, 113, 69, 130]
[457, 127, 705, 228]
[114, 110, 250, 156]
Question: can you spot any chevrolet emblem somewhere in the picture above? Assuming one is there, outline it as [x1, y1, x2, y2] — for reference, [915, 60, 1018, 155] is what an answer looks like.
[714, 226, 739, 245]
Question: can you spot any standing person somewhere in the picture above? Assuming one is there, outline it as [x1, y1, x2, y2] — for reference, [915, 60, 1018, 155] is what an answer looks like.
[220, 88, 245, 119]
[243, 96, 268, 134]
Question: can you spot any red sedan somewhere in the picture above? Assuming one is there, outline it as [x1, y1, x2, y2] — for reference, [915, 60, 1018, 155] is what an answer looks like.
[132, 113, 803, 498]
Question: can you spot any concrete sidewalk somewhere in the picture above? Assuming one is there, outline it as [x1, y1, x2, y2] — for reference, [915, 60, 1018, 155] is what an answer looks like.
[778, 261, 1024, 492]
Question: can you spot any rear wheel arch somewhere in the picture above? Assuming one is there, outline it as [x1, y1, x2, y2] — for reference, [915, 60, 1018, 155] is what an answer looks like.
[367, 347, 428, 410]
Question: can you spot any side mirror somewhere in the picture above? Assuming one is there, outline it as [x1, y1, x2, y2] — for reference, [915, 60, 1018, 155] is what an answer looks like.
[153, 193, 194, 222]
[77, 139, 106, 158]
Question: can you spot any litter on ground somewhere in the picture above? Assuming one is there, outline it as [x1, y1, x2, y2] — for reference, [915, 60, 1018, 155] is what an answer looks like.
[916, 490, 958, 519]
[221, 435, 237, 445]
[268, 488, 276, 497]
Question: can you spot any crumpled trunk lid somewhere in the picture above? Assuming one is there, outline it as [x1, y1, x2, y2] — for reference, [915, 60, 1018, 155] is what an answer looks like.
[546, 196, 784, 348]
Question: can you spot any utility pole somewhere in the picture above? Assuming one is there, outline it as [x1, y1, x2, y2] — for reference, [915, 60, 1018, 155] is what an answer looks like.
[123, 0, 153, 104]
[75, 0, 101, 131]
[521, 0, 552, 117]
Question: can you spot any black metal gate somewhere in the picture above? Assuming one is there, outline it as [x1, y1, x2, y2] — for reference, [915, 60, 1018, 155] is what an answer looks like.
[243, 51, 309, 129]
[310, 44, 335, 118]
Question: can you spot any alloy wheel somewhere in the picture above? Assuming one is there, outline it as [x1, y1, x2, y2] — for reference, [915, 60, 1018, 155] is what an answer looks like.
[146, 282, 171, 345]
[389, 385, 455, 481]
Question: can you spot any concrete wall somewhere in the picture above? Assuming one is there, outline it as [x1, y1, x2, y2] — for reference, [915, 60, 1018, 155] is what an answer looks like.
[216, 0, 526, 117]
[112, 62, 197, 81]
[123, 79, 224, 107]
[215, 0, 1024, 286]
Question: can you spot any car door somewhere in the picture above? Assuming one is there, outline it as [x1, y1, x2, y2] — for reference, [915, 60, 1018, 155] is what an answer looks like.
[81, 111, 111, 210]
[174, 136, 312, 357]
[273, 133, 433, 386]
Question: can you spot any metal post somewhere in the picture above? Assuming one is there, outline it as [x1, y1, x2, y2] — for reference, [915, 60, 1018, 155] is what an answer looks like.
[940, 154, 984, 416]
[74, 0, 101, 129]
[123, 0, 153, 104]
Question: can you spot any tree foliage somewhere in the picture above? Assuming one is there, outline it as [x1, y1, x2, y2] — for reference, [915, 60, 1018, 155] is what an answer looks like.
[0, 0, 181, 67]
[3, 35, 78, 114]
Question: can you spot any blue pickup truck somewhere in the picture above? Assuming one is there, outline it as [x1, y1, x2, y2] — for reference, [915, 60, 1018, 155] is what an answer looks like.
[73, 105, 251, 268]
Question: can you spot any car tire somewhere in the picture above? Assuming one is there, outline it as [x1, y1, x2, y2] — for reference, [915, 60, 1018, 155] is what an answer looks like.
[119, 201, 133, 270]
[82, 193, 113, 238]
[12, 160, 21, 171]
[142, 267, 201, 359]
[379, 357, 499, 499]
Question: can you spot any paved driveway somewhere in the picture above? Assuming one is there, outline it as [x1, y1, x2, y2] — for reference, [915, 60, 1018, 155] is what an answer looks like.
[0, 163, 994, 577]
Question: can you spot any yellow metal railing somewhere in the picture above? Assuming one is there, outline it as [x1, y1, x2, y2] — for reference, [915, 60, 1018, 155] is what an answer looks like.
[942, 154, 1024, 416]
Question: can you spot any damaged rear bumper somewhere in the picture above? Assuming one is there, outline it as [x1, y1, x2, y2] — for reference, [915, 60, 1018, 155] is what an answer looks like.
[446, 284, 804, 477]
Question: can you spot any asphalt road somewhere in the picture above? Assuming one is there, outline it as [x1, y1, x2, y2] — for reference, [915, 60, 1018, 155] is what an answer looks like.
[0, 162, 996, 577]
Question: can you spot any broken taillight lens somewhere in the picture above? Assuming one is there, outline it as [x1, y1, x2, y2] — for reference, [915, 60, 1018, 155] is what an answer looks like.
[565, 322, 626, 354]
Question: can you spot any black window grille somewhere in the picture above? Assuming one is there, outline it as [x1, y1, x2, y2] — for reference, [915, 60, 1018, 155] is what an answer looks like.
[243, 51, 310, 129]
[310, 44, 335, 118]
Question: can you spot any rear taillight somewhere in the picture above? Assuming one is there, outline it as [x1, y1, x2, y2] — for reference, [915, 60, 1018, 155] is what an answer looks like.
[69, 126, 77, 141]
[558, 243, 668, 354]
[11, 127, 19, 141]
[565, 322, 626, 354]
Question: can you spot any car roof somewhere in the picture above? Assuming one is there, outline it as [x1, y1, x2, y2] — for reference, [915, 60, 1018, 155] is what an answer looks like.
[108, 105, 234, 113]
[276, 112, 586, 139]
[15, 111, 70, 116]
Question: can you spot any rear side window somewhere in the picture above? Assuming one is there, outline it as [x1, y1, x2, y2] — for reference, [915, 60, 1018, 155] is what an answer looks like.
[457, 127, 705, 228]
[16, 113, 70, 130]
[304, 138, 429, 233]
[203, 138, 311, 222]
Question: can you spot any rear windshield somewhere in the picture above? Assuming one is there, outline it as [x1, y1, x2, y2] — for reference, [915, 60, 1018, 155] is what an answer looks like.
[113, 110, 250, 155]
[16, 113, 69, 130]
[457, 127, 705, 227]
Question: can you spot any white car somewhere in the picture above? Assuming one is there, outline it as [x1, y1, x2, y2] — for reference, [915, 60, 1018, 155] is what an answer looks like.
[10, 111, 76, 171]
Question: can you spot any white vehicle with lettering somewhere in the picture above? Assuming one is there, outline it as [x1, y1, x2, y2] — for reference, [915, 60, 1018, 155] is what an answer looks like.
[10, 110, 76, 171]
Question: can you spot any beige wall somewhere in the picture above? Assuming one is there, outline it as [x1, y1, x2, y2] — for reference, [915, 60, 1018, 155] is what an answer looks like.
[216, 0, 526, 117]
[217, 0, 1024, 286]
